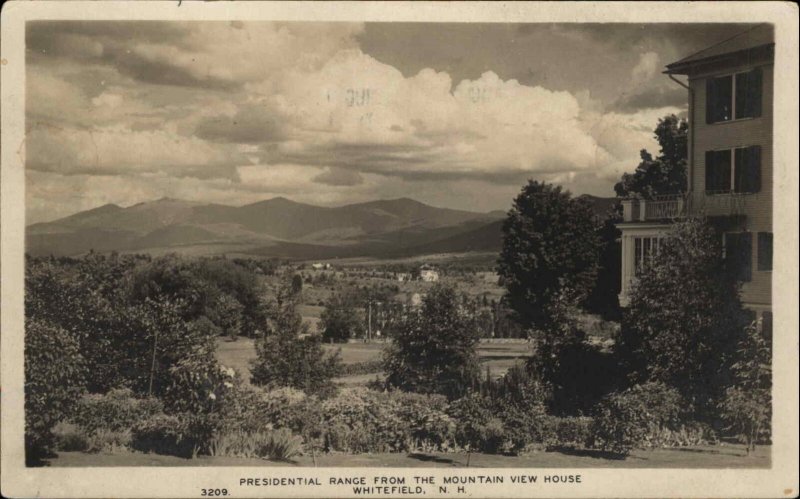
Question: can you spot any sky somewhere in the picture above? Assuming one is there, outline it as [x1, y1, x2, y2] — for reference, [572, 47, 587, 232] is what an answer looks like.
[25, 21, 754, 224]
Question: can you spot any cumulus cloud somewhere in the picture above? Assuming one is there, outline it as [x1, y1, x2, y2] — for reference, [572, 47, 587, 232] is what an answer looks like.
[26, 21, 698, 222]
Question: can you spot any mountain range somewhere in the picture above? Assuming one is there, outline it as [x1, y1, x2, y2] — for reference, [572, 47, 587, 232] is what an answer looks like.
[26, 195, 617, 259]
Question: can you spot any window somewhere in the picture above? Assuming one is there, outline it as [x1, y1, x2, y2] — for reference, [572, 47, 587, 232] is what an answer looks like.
[705, 145, 761, 194]
[706, 68, 763, 124]
[735, 69, 763, 119]
[724, 232, 752, 282]
[757, 232, 773, 271]
[633, 236, 662, 275]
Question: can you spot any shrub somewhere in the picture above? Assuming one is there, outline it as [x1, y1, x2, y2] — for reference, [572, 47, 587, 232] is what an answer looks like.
[718, 321, 772, 453]
[529, 335, 622, 416]
[498, 404, 552, 453]
[53, 422, 89, 452]
[339, 360, 384, 377]
[219, 385, 310, 435]
[210, 429, 302, 461]
[251, 286, 341, 398]
[550, 416, 593, 449]
[25, 318, 85, 462]
[72, 388, 164, 434]
[447, 393, 507, 457]
[131, 414, 194, 458]
[85, 428, 133, 454]
[384, 285, 481, 399]
[590, 382, 685, 456]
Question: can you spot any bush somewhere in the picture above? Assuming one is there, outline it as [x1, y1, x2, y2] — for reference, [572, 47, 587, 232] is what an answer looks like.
[529, 335, 622, 416]
[339, 360, 384, 377]
[447, 393, 506, 455]
[131, 414, 194, 458]
[718, 321, 771, 453]
[210, 429, 302, 461]
[384, 285, 481, 400]
[219, 385, 310, 435]
[251, 287, 341, 398]
[72, 388, 164, 434]
[590, 382, 685, 456]
[53, 422, 89, 452]
[25, 318, 85, 462]
[550, 416, 593, 449]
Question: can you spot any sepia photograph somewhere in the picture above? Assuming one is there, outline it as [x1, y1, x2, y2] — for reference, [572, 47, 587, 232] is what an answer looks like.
[1, 2, 798, 498]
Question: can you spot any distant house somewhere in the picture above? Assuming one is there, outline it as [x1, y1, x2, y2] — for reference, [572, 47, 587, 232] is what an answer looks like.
[311, 262, 331, 270]
[419, 265, 439, 282]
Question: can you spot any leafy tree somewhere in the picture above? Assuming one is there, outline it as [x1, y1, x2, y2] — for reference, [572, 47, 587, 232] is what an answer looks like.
[209, 293, 244, 341]
[614, 114, 688, 199]
[25, 318, 85, 463]
[719, 320, 771, 454]
[291, 273, 304, 295]
[251, 283, 341, 397]
[583, 206, 623, 320]
[616, 218, 750, 419]
[497, 180, 601, 335]
[320, 293, 364, 343]
[384, 285, 481, 399]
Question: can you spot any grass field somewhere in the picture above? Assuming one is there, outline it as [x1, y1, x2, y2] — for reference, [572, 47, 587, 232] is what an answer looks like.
[46, 443, 770, 468]
[215, 338, 532, 384]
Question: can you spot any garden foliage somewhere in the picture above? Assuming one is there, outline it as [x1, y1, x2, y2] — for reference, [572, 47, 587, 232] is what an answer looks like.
[384, 285, 481, 399]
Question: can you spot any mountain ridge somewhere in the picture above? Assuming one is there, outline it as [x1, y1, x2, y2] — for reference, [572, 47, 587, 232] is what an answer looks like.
[27, 195, 617, 259]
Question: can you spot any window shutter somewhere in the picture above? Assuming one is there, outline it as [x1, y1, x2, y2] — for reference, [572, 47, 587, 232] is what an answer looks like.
[757, 232, 773, 271]
[748, 145, 762, 192]
[741, 232, 753, 282]
[725, 232, 753, 282]
[705, 151, 715, 191]
[706, 150, 731, 192]
[706, 79, 714, 124]
[749, 68, 763, 118]
[735, 146, 762, 193]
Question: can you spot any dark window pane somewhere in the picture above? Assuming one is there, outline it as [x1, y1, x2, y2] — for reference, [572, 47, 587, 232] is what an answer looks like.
[706, 149, 732, 193]
[734, 146, 762, 193]
[725, 232, 753, 282]
[736, 68, 763, 119]
[707, 75, 733, 123]
[758, 232, 773, 271]
[634, 237, 642, 275]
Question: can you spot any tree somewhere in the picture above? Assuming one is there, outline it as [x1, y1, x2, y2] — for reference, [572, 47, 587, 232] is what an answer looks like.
[209, 293, 244, 341]
[614, 115, 688, 199]
[250, 283, 341, 397]
[291, 274, 304, 295]
[719, 320, 771, 454]
[616, 218, 750, 419]
[497, 180, 601, 335]
[583, 206, 623, 320]
[25, 319, 85, 463]
[384, 285, 481, 399]
[319, 293, 364, 343]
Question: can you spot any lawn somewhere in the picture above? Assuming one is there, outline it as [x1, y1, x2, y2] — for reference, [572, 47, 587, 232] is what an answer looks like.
[215, 338, 532, 384]
[45, 443, 770, 468]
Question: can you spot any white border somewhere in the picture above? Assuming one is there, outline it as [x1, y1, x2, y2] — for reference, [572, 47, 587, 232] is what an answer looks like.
[2, 2, 798, 498]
